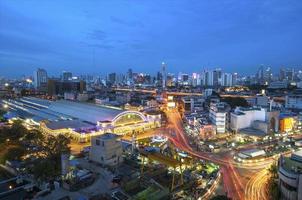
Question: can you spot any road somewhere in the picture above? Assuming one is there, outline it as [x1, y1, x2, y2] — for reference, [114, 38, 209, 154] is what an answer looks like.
[164, 110, 246, 199]
[163, 110, 277, 200]
[112, 87, 254, 98]
[121, 109, 273, 199]
[244, 168, 270, 200]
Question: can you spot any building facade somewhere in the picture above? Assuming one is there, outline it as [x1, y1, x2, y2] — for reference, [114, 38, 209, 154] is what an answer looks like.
[89, 133, 123, 167]
[230, 107, 266, 133]
[33, 68, 48, 90]
[278, 151, 302, 200]
[286, 93, 302, 110]
[209, 102, 231, 133]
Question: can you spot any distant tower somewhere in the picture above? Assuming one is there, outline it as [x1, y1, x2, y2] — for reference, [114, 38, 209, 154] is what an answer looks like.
[161, 62, 167, 89]
[33, 68, 48, 90]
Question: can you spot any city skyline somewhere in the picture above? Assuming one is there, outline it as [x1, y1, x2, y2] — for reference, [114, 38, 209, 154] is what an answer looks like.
[1, 1, 302, 77]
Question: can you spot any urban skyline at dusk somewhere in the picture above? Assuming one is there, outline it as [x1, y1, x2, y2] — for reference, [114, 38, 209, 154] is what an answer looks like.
[1, 1, 302, 200]
[1, 0, 302, 77]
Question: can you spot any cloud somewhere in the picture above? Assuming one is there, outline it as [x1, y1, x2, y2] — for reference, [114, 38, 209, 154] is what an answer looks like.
[110, 16, 144, 28]
[88, 29, 107, 40]
[87, 43, 114, 50]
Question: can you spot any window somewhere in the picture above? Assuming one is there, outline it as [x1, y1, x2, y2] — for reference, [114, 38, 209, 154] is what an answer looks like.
[96, 139, 100, 146]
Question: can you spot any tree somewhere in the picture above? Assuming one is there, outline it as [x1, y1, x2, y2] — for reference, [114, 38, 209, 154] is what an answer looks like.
[7, 120, 29, 141]
[268, 162, 278, 179]
[210, 195, 229, 200]
[268, 163, 280, 200]
[3, 146, 26, 161]
[29, 159, 58, 182]
[23, 129, 45, 145]
[221, 97, 249, 109]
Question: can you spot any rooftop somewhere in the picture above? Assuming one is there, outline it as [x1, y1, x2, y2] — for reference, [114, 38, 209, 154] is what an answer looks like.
[45, 119, 96, 130]
[282, 157, 302, 173]
[6, 97, 126, 124]
[96, 133, 118, 140]
[48, 100, 124, 123]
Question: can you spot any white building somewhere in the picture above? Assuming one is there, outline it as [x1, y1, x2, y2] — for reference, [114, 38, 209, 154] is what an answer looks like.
[230, 107, 266, 132]
[89, 133, 123, 167]
[33, 68, 48, 89]
[209, 102, 230, 133]
[221, 73, 233, 87]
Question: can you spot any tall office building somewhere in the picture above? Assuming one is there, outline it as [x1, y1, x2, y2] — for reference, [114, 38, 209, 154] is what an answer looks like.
[33, 68, 48, 90]
[161, 62, 167, 89]
[256, 65, 272, 84]
[47, 79, 86, 96]
[108, 73, 116, 85]
[202, 69, 221, 87]
[127, 68, 133, 81]
[192, 73, 201, 87]
[222, 73, 233, 87]
[285, 68, 294, 81]
[213, 68, 222, 87]
[62, 71, 72, 81]
[232, 73, 238, 86]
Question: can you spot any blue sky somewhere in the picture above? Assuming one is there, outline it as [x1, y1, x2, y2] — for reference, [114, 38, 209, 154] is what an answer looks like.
[1, 0, 302, 77]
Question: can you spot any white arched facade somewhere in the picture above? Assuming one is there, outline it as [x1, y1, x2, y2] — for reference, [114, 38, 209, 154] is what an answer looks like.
[111, 110, 147, 124]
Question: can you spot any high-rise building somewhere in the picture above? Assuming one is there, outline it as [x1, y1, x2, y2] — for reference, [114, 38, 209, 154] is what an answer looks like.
[232, 73, 238, 86]
[202, 70, 213, 87]
[213, 68, 222, 87]
[256, 66, 272, 84]
[47, 79, 86, 96]
[108, 73, 116, 85]
[62, 71, 72, 81]
[285, 68, 294, 81]
[192, 73, 201, 87]
[127, 68, 133, 85]
[166, 73, 174, 87]
[33, 68, 48, 90]
[161, 62, 167, 89]
[222, 73, 233, 87]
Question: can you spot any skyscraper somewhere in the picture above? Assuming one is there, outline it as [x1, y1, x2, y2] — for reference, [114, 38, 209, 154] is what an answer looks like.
[127, 68, 133, 81]
[232, 73, 238, 86]
[33, 68, 48, 90]
[161, 62, 167, 89]
[256, 65, 272, 84]
[108, 73, 117, 85]
[213, 68, 222, 87]
[62, 71, 72, 81]
[222, 73, 233, 87]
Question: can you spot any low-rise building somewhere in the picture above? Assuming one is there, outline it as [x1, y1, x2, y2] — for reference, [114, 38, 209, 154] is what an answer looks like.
[268, 81, 288, 89]
[182, 96, 204, 113]
[230, 107, 266, 133]
[279, 113, 297, 133]
[286, 91, 302, 110]
[3, 97, 161, 142]
[89, 133, 123, 167]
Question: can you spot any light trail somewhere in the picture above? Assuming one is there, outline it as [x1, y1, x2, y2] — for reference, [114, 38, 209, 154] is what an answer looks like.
[245, 168, 270, 200]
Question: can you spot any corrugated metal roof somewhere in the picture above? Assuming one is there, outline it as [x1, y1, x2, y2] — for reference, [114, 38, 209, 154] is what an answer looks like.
[48, 100, 123, 123]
